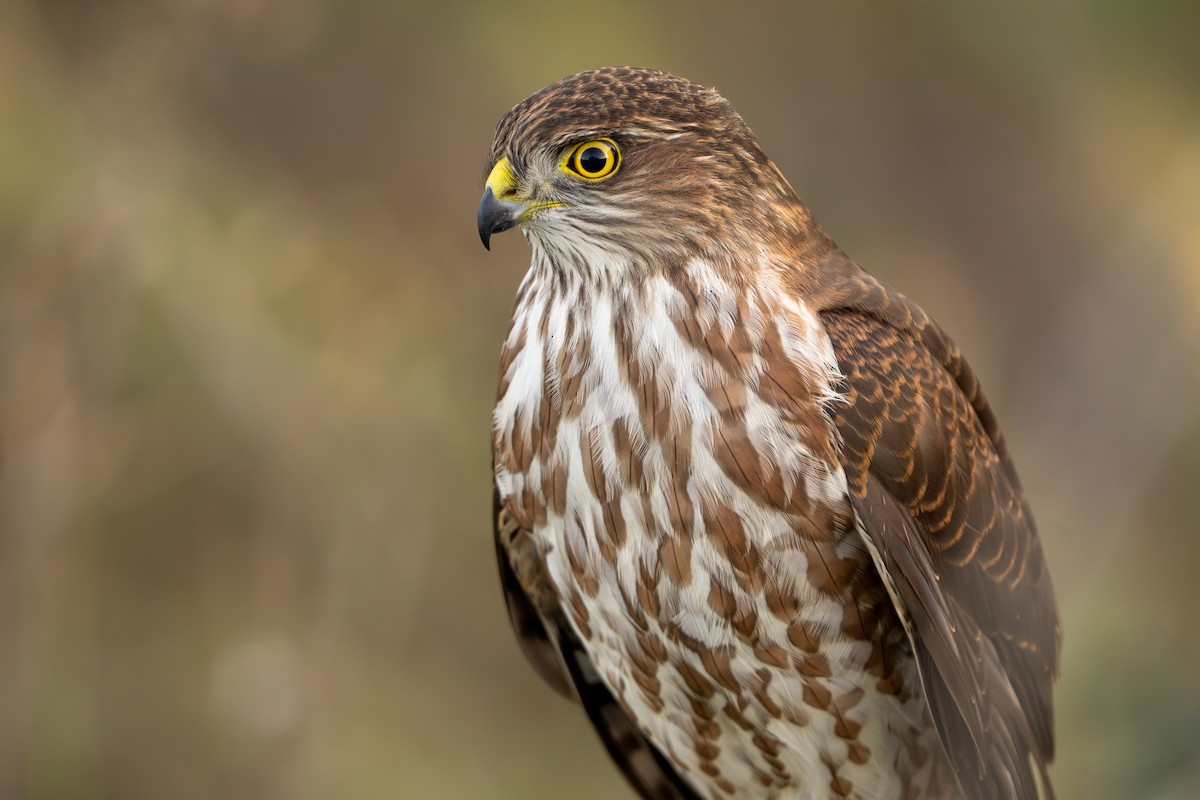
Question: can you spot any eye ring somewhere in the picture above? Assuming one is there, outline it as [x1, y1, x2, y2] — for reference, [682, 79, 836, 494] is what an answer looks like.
[565, 139, 620, 181]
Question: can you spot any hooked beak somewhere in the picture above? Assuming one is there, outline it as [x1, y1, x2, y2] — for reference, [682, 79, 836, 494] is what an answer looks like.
[478, 188, 526, 250]
[478, 157, 527, 250]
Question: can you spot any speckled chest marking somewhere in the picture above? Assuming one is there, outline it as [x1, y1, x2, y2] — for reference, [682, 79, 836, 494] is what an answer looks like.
[493, 257, 950, 799]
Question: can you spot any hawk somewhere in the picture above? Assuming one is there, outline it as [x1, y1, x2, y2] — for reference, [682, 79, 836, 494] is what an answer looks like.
[478, 68, 1060, 800]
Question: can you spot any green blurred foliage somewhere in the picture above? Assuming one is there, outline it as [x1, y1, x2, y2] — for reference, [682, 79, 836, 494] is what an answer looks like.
[1, 1, 1198, 798]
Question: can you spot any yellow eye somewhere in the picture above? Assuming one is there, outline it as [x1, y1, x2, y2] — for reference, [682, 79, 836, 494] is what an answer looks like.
[566, 139, 620, 181]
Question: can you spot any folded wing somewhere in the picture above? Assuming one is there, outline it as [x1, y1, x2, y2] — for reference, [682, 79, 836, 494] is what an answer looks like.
[818, 273, 1061, 800]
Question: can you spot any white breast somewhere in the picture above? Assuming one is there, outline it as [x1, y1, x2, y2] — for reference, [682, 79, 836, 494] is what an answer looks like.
[494, 257, 948, 799]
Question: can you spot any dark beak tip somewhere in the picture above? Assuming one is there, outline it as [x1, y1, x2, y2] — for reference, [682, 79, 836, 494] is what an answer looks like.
[477, 186, 497, 251]
[478, 185, 522, 252]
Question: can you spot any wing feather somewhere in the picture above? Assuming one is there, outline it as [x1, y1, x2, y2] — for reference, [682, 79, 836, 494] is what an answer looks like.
[815, 269, 1061, 800]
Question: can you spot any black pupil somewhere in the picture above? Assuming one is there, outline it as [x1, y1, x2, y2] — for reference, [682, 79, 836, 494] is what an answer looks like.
[579, 146, 608, 174]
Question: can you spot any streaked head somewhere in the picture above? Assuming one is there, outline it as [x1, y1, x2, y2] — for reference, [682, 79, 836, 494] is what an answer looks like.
[478, 67, 815, 268]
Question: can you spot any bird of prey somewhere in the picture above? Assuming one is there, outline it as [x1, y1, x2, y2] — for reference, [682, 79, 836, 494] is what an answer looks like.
[478, 68, 1060, 800]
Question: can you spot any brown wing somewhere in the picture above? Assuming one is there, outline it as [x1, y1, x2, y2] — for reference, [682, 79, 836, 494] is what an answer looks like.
[817, 273, 1061, 800]
[493, 487, 704, 800]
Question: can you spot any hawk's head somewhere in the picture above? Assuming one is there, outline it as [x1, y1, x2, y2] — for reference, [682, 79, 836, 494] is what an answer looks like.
[478, 68, 821, 270]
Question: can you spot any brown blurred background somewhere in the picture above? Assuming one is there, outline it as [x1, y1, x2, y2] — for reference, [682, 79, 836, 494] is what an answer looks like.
[2, 1, 1198, 798]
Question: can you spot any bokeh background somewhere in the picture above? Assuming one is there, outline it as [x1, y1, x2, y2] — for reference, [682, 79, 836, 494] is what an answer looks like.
[2, 1, 1199, 798]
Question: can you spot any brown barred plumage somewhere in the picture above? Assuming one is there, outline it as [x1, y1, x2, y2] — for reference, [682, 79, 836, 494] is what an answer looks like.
[480, 67, 1060, 800]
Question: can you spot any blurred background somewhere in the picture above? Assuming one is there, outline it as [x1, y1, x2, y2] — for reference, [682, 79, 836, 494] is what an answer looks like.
[2, 1, 1198, 798]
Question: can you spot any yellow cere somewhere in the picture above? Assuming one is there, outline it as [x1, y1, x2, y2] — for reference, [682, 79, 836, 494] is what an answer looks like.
[484, 155, 564, 219]
[565, 139, 620, 181]
[485, 157, 518, 199]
